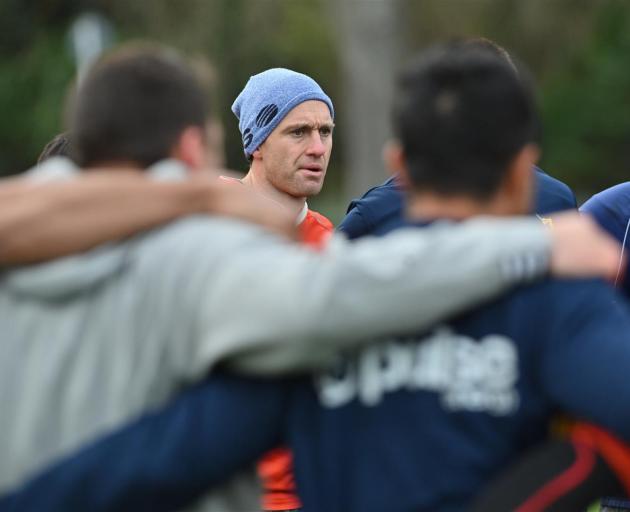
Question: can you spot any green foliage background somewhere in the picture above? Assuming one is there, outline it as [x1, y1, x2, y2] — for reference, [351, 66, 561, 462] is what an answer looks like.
[2, 0, 630, 213]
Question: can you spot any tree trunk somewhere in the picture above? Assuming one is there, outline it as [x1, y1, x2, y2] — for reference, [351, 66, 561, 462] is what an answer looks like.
[328, 0, 402, 200]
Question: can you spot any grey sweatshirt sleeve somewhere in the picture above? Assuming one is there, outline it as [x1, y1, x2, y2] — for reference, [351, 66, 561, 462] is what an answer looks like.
[174, 216, 550, 376]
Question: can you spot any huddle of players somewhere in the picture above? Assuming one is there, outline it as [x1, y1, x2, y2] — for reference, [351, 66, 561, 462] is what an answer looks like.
[2, 38, 630, 512]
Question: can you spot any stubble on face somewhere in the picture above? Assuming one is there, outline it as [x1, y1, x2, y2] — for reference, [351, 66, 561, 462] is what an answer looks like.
[255, 100, 334, 200]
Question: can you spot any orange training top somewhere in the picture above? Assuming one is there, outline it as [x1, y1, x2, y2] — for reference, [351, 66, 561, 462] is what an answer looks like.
[258, 206, 333, 511]
[219, 175, 333, 510]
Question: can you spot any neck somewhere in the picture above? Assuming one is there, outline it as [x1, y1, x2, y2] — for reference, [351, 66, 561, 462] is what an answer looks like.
[242, 171, 306, 218]
[406, 192, 512, 221]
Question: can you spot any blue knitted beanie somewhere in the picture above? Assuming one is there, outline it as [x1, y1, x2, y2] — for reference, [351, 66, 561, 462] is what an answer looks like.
[231, 68, 334, 158]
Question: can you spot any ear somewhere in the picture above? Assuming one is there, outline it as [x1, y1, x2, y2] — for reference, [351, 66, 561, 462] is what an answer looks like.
[383, 139, 411, 191]
[171, 126, 207, 171]
[251, 145, 263, 161]
[502, 143, 540, 214]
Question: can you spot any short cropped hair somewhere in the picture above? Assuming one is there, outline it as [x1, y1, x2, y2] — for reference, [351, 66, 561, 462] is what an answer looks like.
[392, 40, 539, 200]
[68, 44, 208, 168]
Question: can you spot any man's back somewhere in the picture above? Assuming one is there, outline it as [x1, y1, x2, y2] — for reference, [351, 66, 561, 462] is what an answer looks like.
[288, 266, 630, 511]
[0, 212, 274, 495]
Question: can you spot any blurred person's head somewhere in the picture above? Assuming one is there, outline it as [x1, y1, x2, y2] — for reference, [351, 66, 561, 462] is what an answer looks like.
[38, 133, 71, 164]
[387, 40, 540, 219]
[68, 44, 210, 171]
[232, 68, 335, 211]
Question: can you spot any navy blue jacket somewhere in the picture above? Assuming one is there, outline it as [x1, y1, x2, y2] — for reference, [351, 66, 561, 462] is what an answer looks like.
[338, 167, 577, 239]
[287, 275, 630, 511]
[581, 182, 630, 296]
[0, 375, 289, 512]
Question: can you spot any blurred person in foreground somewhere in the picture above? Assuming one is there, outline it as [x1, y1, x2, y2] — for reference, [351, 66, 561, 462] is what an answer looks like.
[0, 41, 614, 512]
[5, 42, 630, 512]
[337, 37, 577, 240]
[229, 67, 336, 511]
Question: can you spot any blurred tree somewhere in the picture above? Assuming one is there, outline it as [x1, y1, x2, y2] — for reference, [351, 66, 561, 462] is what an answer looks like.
[0, 0, 80, 175]
[327, 0, 403, 199]
[3, 0, 630, 210]
[540, 0, 630, 199]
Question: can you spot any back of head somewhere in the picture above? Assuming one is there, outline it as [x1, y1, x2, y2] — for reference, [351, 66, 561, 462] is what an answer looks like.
[68, 44, 208, 168]
[392, 40, 539, 200]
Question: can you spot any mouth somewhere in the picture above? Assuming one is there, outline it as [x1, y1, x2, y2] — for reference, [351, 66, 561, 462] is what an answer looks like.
[299, 164, 323, 173]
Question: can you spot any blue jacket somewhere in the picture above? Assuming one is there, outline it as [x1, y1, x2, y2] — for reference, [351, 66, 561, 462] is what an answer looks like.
[0, 375, 289, 512]
[287, 275, 630, 511]
[338, 167, 577, 239]
[580, 182, 630, 296]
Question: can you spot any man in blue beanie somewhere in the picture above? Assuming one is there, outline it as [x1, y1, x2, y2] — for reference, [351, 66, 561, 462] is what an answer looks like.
[230, 68, 335, 247]
[231, 67, 337, 510]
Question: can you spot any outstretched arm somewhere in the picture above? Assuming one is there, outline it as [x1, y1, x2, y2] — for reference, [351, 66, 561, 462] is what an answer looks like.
[1, 374, 289, 512]
[179, 212, 621, 375]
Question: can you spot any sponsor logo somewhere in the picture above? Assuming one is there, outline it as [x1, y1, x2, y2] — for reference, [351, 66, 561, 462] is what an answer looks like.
[316, 327, 519, 415]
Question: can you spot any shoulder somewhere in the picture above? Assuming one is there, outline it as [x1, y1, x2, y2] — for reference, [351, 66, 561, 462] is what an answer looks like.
[348, 176, 401, 212]
[305, 209, 334, 232]
[218, 175, 245, 186]
[534, 167, 577, 213]
[581, 182, 630, 243]
[535, 168, 572, 194]
[581, 182, 630, 218]
[302, 209, 334, 247]
[338, 177, 404, 239]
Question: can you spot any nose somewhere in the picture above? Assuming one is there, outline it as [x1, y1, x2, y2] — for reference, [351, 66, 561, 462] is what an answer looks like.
[305, 132, 327, 157]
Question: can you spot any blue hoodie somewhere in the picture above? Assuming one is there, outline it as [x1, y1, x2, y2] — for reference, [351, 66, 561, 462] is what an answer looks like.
[581, 182, 630, 297]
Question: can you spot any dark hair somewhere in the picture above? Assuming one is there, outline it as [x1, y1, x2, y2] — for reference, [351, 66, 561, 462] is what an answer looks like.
[38, 132, 71, 164]
[463, 37, 517, 71]
[392, 40, 539, 200]
[68, 44, 209, 168]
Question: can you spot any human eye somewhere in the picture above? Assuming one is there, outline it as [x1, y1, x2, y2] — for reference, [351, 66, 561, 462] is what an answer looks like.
[290, 127, 306, 137]
[319, 126, 333, 137]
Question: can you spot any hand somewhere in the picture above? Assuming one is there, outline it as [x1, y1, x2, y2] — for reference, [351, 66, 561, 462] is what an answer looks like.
[548, 212, 623, 281]
[195, 177, 297, 241]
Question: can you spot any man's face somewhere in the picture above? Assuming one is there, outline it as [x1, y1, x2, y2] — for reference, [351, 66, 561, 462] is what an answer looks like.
[252, 100, 334, 198]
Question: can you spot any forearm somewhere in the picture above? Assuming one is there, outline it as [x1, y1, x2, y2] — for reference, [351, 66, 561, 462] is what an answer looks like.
[0, 173, 294, 265]
[0, 175, 212, 265]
